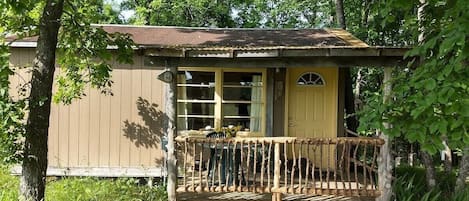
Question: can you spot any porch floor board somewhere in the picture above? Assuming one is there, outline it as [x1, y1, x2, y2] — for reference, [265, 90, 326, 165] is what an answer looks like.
[177, 192, 374, 201]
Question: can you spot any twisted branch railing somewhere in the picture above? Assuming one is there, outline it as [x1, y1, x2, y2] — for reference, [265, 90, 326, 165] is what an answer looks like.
[176, 137, 384, 197]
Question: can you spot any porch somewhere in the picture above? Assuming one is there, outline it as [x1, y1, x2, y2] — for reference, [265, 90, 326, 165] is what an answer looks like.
[178, 192, 374, 201]
[175, 136, 384, 200]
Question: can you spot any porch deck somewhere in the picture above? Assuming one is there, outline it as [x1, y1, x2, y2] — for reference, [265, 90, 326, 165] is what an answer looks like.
[176, 137, 384, 199]
[178, 192, 374, 201]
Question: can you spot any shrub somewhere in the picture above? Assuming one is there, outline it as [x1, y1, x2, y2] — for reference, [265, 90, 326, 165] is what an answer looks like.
[394, 165, 462, 201]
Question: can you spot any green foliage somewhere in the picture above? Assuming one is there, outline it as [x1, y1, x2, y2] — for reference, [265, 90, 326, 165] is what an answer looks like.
[359, 0, 469, 155]
[393, 166, 462, 201]
[120, 0, 335, 28]
[122, 0, 235, 27]
[0, 0, 135, 165]
[0, 165, 167, 201]
[46, 177, 167, 201]
[233, 0, 333, 28]
[53, 0, 135, 104]
[0, 41, 25, 164]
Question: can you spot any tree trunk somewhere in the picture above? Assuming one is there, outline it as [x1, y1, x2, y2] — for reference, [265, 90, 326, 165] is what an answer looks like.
[361, 0, 371, 28]
[420, 150, 436, 189]
[20, 1, 64, 201]
[455, 146, 469, 192]
[416, 0, 437, 191]
[376, 67, 393, 201]
[354, 68, 363, 111]
[335, 0, 346, 29]
[442, 136, 452, 173]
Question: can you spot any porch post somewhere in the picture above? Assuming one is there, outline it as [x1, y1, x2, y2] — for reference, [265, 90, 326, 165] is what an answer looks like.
[272, 142, 282, 201]
[376, 67, 393, 201]
[164, 59, 178, 201]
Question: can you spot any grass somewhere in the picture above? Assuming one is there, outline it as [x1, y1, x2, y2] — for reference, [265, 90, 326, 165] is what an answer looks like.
[393, 165, 468, 201]
[0, 165, 167, 201]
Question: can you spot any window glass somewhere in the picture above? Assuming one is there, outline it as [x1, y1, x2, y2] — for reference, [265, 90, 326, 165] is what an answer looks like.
[177, 103, 215, 116]
[177, 71, 215, 131]
[177, 71, 215, 100]
[176, 70, 264, 134]
[222, 72, 263, 132]
[177, 117, 214, 131]
[223, 72, 263, 86]
[297, 72, 325, 86]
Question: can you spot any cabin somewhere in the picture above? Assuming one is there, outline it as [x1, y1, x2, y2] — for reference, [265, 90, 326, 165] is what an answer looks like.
[8, 24, 406, 199]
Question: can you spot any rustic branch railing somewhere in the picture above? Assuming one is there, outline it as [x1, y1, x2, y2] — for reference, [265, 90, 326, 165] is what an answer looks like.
[176, 137, 384, 197]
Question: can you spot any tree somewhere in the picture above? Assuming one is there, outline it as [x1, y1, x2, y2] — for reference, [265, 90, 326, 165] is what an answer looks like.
[0, 1, 134, 200]
[360, 0, 469, 194]
[121, 0, 235, 27]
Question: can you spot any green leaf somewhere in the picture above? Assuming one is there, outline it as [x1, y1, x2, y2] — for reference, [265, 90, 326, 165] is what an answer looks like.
[423, 78, 437, 91]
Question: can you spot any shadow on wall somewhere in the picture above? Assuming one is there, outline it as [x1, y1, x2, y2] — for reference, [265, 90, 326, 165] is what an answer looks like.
[122, 97, 168, 149]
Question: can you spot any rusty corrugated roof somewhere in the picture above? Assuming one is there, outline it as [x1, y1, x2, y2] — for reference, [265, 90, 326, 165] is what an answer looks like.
[7, 24, 369, 48]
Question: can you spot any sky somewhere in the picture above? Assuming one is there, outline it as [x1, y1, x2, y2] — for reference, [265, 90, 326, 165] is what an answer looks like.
[105, 0, 134, 20]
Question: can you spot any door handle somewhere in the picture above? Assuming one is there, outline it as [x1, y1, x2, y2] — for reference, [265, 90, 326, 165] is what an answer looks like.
[288, 120, 295, 127]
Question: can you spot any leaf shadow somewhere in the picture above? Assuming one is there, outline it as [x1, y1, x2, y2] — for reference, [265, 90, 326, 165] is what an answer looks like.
[122, 97, 168, 149]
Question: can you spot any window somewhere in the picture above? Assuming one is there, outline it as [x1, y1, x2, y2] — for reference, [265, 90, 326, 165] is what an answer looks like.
[177, 69, 265, 135]
[297, 72, 325, 86]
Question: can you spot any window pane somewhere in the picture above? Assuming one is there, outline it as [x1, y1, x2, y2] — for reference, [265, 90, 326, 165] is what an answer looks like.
[223, 87, 258, 101]
[178, 117, 214, 131]
[178, 71, 215, 84]
[223, 103, 250, 116]
[177, 71, 215, 100]
[223, 102, 262, 132]
[222, 118, 260, 132]
[178, 86, 214, 100]
[178, 103, 215, 116]
[223, 72, 262, 86]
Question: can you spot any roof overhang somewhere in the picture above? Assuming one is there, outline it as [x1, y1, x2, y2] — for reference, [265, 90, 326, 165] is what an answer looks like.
[142, 46, 411, 68]
[7, 25, 412, 67]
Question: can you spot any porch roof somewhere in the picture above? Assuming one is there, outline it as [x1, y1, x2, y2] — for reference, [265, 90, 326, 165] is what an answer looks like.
[8, 24, 411, 66]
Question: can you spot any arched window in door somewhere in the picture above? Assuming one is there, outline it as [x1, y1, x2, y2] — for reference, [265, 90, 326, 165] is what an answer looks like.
[297, 72, 325, 86]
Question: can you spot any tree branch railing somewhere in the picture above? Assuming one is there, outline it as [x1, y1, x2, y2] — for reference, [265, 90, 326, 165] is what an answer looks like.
[176, 137, 384, 197]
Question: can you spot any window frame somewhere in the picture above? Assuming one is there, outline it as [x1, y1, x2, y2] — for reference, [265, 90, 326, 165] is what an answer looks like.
[177, 67, 267, 136]
[296, 72, 326, 86]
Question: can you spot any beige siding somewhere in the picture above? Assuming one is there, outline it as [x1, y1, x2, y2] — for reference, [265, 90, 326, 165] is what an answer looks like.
[9, 48, 165, 171]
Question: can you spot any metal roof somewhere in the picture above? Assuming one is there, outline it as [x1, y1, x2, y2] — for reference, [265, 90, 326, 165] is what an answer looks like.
[8, 24, 368, 48]
[7, 24, 410, 59]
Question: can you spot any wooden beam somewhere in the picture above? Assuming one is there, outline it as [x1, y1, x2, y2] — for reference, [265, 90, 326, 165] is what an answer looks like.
[165, 59, 178, 201]
[144, 47, 410, 58]
[145, 56, 408, 68]
[266, 68, 275, 137]
[376, 67, 393, 201]
[11, 166, 165, 177]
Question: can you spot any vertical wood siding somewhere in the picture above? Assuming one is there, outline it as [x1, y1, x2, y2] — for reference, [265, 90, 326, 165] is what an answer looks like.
[9, 48, 165, 169]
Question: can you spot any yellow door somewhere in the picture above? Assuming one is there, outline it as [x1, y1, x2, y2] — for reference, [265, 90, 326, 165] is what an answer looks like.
[287, 67, 338, 168]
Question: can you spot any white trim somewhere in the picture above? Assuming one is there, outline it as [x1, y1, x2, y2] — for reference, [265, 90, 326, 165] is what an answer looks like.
[11, 166, 165, 177]
[9, 41, 37, 48]
[8, 42, 136, 50]
[296, 72, 326, 86]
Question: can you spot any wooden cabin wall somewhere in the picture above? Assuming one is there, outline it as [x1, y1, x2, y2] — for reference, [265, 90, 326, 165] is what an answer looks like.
[9, 48, 165, 174]
[337, 68, 346, 137]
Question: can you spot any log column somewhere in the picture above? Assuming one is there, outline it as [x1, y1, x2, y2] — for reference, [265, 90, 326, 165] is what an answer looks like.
[163, 59, 178, 201]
